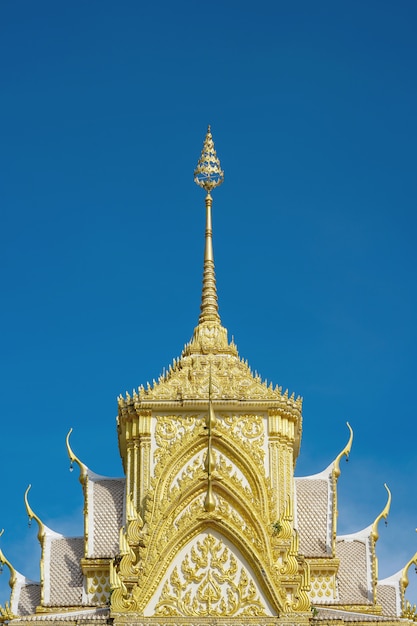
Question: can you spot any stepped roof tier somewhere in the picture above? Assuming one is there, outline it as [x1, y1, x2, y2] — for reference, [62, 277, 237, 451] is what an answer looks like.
[1, 128, 416, 626]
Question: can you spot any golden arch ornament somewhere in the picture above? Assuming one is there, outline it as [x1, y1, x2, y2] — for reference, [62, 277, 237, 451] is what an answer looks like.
[154, 534, 268, 617]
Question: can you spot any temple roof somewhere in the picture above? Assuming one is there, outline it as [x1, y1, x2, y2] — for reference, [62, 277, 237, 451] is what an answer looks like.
[118, 127, 302, 410]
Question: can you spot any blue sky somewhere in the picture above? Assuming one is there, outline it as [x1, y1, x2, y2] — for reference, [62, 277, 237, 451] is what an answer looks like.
[1, 0, 417, 606]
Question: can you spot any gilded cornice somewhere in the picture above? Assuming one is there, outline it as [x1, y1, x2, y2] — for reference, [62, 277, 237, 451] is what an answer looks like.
[111, 617, 311, 626]
[307, 557, 340, 572]
[80, 558, 111, 572]
[320, 604, 383, 615]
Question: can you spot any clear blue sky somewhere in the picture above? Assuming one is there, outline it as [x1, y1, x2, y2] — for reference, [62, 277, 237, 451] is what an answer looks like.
[1, 0, 417, 606]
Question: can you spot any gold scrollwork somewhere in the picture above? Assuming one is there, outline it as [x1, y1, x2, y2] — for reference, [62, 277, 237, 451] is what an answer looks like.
[155, 534, 267, 617]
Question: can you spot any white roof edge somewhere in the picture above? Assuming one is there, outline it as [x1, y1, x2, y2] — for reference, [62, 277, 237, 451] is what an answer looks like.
[86, 468, 124, 482]
[44, 526, 84, 540]
[14, 570, 39, 586]
[295, 460, 333, 481]
[43, 525, 66, 540]
[337, 523, 372, 542]
[379, 569, 403, 585]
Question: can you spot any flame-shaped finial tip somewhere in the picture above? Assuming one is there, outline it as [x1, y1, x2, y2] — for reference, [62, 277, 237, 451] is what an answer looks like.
[194, 126, 224, 194]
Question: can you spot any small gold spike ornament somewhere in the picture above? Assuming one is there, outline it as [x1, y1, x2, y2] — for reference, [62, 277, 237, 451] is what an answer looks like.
[194, 125, 224, 194]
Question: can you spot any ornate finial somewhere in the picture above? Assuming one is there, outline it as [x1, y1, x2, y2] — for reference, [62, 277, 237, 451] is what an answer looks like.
[66, 428, 88, 484]
[400, 534, 417, 612]
[194, 125, 224, 194]
[24, 485, 45, 542]
[333, 422, 354, 479]
[0, 533, 17, 589]
[194, 127, 222, 326]
[371, 484, 391, 542]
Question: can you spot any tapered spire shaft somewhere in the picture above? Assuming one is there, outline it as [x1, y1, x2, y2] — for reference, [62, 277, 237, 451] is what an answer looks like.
[199, 193, 219, 323]
[194, 126, 224, 325]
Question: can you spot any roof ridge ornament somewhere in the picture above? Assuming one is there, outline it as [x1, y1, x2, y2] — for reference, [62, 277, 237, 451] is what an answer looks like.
[24, 485, 45, 543]
[400, 533, 417, 615]
[66, 428, 88, 484]
[371, 483, 391, 542]
[333, 422, 354, 479]
[0, 530, 17, 588]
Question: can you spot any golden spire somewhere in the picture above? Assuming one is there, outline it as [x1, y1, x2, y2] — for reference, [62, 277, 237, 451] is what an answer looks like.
[194, 126, 224, 325]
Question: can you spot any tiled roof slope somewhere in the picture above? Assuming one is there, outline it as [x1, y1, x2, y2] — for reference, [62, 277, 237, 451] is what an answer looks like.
[9, 607, 110, 624]
[295, 467, 333, 557]
[377, 570, 404, 617]
[87, 472, 124, 559]
[10, 573, 40, 617]
[45, 536, 84, 606]
[377, 585, 399, 617]
[15, 584, 41, 617]
[315, 607, 401, 622]
[336, 533, 372, 605]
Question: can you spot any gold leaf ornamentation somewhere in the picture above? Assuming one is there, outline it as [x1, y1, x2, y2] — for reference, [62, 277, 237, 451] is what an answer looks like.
[154, 414, 204, 470]
[155, 534, 267, 616]
[219, 413, 265, 469]
[134, 353, 302, 410]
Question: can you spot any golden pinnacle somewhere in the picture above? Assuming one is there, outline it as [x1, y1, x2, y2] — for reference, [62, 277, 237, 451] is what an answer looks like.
[194, 125, 224, 194]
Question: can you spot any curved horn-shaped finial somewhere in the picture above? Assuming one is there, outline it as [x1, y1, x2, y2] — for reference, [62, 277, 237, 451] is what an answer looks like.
[0, 551, 16, 589]
[371, 483, 392, 542]
[24, 485, 45, 542]
[400, 530, 417, 602]
[0, 531, 16, 588]
[66, 428, 87, 484]
[333, 422, 353, 479]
